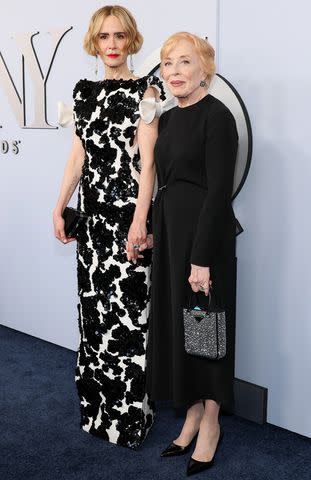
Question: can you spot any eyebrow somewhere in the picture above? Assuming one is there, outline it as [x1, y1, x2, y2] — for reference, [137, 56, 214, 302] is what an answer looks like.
[164, 55, 191, 60]
[98, 31, 126, 35]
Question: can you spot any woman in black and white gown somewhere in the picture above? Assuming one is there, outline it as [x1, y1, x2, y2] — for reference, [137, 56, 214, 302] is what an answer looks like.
[53, 5, 165, 449]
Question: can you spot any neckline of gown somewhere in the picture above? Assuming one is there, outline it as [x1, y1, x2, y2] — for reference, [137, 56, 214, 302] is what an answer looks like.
[175, 94, 211, 112]
[95, 75, 149, 84]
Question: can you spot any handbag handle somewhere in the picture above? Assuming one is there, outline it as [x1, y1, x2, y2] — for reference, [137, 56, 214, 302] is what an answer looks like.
[188, 285, 223, 311]
[188, 291, 212, 310]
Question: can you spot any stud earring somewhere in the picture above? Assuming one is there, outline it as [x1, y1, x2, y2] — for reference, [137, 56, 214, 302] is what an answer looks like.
[129, 54, 134, 73]
[200, 80, 207, 87]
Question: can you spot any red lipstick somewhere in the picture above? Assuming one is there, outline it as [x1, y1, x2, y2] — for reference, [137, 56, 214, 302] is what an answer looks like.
[107, 54, 120, 58]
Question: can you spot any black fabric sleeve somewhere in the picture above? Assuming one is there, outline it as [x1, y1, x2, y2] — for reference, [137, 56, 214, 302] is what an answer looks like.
[157, 109, 168, 134]
[190, 107, 238, 267]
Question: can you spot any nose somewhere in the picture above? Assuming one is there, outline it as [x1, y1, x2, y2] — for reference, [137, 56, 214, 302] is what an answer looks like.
[170, 63, 181, 77]
[108, 34, 116, 50]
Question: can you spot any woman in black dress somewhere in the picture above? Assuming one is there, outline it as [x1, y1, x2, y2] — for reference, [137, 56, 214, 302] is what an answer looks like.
[143, 32, 238, 474]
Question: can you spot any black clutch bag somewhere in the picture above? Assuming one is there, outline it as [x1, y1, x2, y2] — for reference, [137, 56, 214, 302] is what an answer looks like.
[183, 290, 226, 360]
[62, 207, 90, 237]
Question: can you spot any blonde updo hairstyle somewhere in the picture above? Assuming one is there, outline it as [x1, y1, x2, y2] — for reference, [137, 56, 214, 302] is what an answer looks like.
[84, 5, 143, 57]
[160, 32, 215, 86]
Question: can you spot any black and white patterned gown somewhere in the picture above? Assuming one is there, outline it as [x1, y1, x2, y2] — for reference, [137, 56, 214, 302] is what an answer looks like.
[72, 75, 165, 449]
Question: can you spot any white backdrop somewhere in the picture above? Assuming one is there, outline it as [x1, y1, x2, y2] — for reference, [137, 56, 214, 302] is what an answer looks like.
[1, 0, 311, 438]
[219, 0, 311, 437]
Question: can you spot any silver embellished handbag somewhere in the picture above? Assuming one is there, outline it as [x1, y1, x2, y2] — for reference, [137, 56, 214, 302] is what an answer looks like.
[183, 291, 226, 360]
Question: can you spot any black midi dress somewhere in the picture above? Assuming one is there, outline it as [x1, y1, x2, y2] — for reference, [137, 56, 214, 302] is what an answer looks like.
[146, 94, 238, 413]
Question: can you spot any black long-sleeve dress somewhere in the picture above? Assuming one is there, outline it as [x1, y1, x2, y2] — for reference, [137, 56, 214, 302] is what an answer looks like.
[146, 94, 238, 412]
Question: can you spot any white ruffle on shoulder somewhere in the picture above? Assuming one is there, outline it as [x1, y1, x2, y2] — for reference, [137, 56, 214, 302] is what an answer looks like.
[57, 101, 74, 127]
[58, 95, 176, 128]
[139, 95, 176, 124]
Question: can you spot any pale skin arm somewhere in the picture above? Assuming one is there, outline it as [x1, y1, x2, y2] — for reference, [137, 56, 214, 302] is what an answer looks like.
[126, 87, 158, 263]
[53, 133, 85, 244]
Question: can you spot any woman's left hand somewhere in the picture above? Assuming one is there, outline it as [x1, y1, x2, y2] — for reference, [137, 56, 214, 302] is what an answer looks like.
[126, 221, 147, 264]
[138, 233, 153, 252]
[188, 264, 211, 296]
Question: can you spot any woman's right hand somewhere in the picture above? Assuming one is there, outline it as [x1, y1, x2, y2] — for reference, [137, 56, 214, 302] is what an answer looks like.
[53, 211, 76, 244]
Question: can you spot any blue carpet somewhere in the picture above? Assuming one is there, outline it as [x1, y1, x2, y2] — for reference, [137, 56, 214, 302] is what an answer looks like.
[1, 324, 310, 480]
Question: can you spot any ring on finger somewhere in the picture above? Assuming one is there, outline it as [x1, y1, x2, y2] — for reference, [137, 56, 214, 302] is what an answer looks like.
[133, 245, 140, 250]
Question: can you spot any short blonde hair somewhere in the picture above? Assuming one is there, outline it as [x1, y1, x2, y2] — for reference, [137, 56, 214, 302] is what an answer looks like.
[84, 5, 143, 57]
[160, 32, 215, 82]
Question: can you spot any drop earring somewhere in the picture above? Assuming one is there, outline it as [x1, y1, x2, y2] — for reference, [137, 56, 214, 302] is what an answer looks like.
[95, 53, 99, 76]
[129, 54, 134, 73]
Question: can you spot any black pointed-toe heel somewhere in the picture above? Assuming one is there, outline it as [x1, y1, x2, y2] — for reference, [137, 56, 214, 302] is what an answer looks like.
[186, 429, 224, 476]
[161, 433, 198, 458]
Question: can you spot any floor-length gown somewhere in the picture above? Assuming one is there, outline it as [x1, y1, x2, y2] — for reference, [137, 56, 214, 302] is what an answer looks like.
[72, 75, 165, 448]
[146, 94, 238, 413]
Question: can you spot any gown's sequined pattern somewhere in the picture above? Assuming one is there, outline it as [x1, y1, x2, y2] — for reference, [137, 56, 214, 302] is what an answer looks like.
[72, 75, 165, 448]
